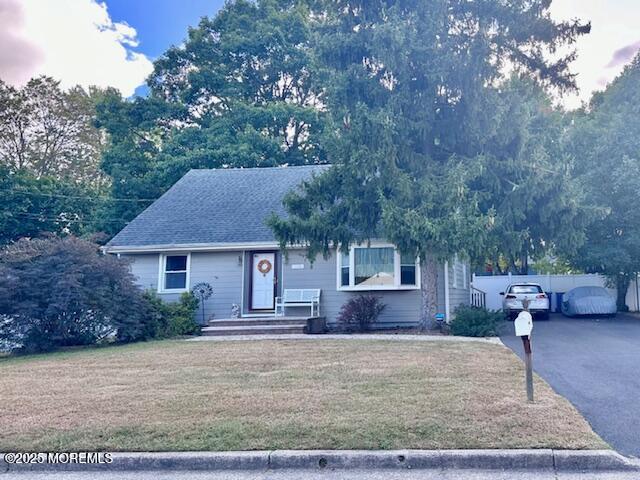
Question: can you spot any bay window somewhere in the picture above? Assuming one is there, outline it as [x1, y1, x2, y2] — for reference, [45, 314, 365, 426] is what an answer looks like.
[337, 245, 419, 290]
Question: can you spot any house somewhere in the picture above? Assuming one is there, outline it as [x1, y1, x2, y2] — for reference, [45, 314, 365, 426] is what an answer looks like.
[104, 165, 471, 328]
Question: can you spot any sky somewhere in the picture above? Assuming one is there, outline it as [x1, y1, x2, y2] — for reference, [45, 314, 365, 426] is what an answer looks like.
[0, 0, 638, 108]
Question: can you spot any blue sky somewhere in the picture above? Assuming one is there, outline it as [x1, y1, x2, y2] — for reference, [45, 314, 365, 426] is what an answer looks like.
[104, 0, 224, 58]
[1, 0, 639, 108]
[104, 0, 225, 96]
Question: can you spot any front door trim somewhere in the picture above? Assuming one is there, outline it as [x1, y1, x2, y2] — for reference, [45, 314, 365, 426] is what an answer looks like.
[248, 250, 278, 312]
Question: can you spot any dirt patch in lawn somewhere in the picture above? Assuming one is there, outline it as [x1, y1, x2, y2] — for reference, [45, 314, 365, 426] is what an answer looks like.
[0, 339, 605, 451]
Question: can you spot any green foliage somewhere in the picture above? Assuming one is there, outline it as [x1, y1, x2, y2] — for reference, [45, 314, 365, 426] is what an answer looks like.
[142, 291, 200, 338]
[568, 54, 640, 309]
[270, 0, 589, 329]
[450, 306, 504, 337]
[336, 295, 386, 333]
[95, 0, 327, 234]
[0, 237, 154, 353]
[0, 76, 106, 185]
[0, 166, 99, 245]
[474, 78, 592, 274]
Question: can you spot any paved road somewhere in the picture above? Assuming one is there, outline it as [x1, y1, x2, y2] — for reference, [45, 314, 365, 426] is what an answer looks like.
[501, 313, 640, 457]
[1, 470, 639, 480]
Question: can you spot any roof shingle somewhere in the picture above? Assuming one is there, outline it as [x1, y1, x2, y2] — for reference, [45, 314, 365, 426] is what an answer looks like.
[106, 165, 329, 248]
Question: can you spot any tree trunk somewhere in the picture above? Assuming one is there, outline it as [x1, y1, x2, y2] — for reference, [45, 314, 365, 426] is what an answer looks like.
[520, 254, 528, 275]
[419, 255, 439, 331]
[615, 274, 630, 312]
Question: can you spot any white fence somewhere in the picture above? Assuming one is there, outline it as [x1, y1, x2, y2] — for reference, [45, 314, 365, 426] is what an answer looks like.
[472, 273, 640, 312]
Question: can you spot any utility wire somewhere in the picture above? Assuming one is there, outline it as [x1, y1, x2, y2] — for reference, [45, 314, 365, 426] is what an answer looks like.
[7, 212, 130, 225]
[2, 188, 156, 203]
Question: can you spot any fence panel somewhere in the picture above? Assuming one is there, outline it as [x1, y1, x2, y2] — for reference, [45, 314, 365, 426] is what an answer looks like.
[472, 274, 639, 312]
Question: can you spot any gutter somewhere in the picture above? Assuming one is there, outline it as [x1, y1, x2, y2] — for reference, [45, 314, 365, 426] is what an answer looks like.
[102, 242, 282, 254]
[444, 260, 451, 322]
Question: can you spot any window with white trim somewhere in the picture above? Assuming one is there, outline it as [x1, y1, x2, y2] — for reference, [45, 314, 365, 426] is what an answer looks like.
[452, 257, 460, 289]
[451, 257, 467, 289]
[340, 250, 350, 287]
[337, 245, 419, 290]
[160, 254, 190, 292]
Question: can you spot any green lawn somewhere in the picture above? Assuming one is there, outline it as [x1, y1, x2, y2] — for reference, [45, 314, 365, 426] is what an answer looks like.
[0, 339, 606, 451]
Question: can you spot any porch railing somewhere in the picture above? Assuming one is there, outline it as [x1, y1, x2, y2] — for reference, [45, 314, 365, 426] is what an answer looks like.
[470, 285, 487, 309]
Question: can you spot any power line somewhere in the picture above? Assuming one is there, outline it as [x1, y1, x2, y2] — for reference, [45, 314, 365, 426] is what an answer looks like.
[3, 188, 157, 203]
[6, 212, 129, 225]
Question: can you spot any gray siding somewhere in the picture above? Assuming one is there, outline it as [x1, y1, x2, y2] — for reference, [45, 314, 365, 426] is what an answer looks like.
[123, 249, 463, 327]
[190, 251, 244, 321]
[282, 249, 438, 328]
[123, 253, 159, 292]
[448, 260, 471, 315]
[124, 251, 244, 324]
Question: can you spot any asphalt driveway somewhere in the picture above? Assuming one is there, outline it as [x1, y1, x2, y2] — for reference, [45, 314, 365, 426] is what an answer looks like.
[501, 313, 640, 458]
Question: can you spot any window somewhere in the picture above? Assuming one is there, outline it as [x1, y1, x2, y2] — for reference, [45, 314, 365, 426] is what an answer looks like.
[159, 254, 190, 292]
[340, 250, 350, 287]
[452, 257, 466, 289]
[453, 260, 459, 288]
[400, 252, 417, 286]
[509, 284, 542, 294]
[355, 247, 395, 286]
[337, 245, 419, 290]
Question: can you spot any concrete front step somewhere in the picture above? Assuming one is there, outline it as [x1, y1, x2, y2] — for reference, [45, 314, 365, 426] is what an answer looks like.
[201, 324, 306, 336]
[208, 318, 309, 327]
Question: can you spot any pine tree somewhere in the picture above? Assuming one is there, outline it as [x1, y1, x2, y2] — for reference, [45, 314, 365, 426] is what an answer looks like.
[271, 0, 589, 329]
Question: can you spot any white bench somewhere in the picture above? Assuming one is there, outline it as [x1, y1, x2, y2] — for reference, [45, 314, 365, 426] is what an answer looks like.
[275, 289, 321, 317]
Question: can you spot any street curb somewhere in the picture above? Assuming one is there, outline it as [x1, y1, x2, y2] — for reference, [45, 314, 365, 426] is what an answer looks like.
[2, 449, 639, 473]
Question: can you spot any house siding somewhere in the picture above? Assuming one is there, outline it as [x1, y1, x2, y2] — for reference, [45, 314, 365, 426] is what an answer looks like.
[448, 260, 471, 314]
[281, 249, 448, 328]
[123, 251, 245, 323]
[122, 249, 469, 327]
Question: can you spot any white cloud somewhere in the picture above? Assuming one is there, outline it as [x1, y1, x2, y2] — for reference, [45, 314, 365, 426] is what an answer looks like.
[550, 0, 640, 109]
[0, 0, 152, 96]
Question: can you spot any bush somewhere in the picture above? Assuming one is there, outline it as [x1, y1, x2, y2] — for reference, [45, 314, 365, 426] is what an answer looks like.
[336, 295, 386, 332]
[450, 305, 504, 337]
[143, 291, 200, 338]
[0, 237, 155, 353]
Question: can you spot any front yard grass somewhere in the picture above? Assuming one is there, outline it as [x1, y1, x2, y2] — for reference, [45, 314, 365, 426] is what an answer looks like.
[0, 339, 605, 451]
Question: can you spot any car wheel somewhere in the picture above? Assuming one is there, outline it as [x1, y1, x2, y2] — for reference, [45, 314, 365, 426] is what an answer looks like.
[539, 311, 550, 321]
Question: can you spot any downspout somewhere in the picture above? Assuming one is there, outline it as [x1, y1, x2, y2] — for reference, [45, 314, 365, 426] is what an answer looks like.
[444, 260, 451, 322]
[636, 272, 639, 312]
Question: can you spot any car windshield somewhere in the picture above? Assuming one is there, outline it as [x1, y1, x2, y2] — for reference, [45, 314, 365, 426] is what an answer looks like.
[509, 285, 543, 294]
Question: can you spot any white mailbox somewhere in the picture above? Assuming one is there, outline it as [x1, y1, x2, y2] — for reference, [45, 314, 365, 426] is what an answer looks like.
[514, 310, 533, 337]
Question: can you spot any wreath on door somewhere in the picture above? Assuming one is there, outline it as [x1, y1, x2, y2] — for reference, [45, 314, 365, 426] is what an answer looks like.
[257, 259, 272, 276]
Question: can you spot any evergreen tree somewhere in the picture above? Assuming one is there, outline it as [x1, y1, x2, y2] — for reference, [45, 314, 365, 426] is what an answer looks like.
[568, 54, 640, 310]
[271, 0, 589, 328]
[474, 78, 592, 275]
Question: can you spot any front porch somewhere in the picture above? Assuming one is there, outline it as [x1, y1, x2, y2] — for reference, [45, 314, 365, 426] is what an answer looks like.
[201, 316, 325, 336]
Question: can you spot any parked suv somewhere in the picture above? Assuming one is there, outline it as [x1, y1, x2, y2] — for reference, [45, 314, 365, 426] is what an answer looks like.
[501, 283, 550, 320]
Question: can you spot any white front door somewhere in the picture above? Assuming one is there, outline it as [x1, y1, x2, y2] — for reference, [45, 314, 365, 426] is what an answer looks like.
[251, 252, 276, 310]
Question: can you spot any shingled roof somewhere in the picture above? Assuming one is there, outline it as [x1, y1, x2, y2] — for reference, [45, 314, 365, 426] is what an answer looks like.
[105, 165, 329, 250]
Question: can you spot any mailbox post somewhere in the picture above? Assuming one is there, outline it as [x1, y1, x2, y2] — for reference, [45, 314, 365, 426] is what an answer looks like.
[514, 299, 534, 402]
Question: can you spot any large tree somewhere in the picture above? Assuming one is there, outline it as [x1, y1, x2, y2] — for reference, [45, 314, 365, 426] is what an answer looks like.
[474, 78, 592, 275]
[0, 166, 96, 245]
[96, 0, 326, 234]
[271, 0, 589, 329]
[568, 54, 640, 310]
[0, 76, 106, 185]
